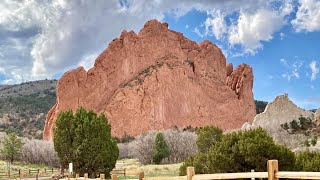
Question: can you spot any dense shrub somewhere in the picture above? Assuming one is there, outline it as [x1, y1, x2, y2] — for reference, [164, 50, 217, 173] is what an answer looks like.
[54, 107, 118, 177]
[179, 152, 207, 175]
[179, 128, 295, 175]
[207, 128, 295, 173]
[295, 150, 320, 171]
[196, 126, 222, 153]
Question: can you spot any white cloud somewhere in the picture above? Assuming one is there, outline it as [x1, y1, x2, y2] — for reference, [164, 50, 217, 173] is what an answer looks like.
[204, 10, 227, 40]
[280, 58, 288, 65]
[291, 0, 320, 32]
[199, 0, 293, 56]
[228, 9, 285, 55]
[280, 32, 285, 40]
[281, 61, 303, 81]
[193, 27, 204, 38]
[185, 24, 189, 29]
[0, 0, 311, 84]
[310, 61, 319, 81]
[77, 53, 99, 71]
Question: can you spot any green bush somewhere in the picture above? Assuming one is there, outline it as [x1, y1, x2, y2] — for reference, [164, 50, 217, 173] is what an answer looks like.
[310, 136, 317, 146]
[179, 128, 295, 175]
[54, 107, 119, 177]
[179, 153, 207, 175]
[295, 150, 320, 171]
[207, 128, 295, 173]
[298, 117, 312, 130]
[196, 126, 223, 153]
[290, 120, 300, 130]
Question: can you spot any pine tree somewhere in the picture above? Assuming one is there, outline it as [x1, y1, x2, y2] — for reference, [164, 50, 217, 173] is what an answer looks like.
[0, 133, 23, 163]
[153, 132, 169, 164]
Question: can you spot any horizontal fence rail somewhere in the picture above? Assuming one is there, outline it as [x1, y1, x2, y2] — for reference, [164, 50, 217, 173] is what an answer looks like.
[0, 168, 59, 178]
[143, 176, 187, 180]
[139, 160, 320, 180]
[276, 172, 320, 179]
[45, 160, 320, 180]
[192, 172, 268, 180]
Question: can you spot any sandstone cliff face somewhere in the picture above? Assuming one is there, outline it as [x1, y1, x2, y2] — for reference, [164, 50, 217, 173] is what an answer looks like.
[43, 20, 256, 140]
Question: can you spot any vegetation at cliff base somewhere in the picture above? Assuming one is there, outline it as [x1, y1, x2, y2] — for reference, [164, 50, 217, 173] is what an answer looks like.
[53, 107, 119, 177]
[0, 132, 23, 163]
[179, 127, 295, 175]
[153, 132, 170, 164]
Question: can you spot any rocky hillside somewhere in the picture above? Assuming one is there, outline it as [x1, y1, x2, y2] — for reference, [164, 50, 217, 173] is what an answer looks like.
[43, 19, 257, 140]
[0, 80, 57, 139]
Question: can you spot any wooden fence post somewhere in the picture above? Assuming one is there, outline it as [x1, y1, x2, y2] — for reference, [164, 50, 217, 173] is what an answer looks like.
[268, 160, 278, 180]
[76, 173, 79, 180]
[84, 173, 88, 180]
[19, 169, 21, 179]
[111, 174, 117, 180]
[100, 173, 105, 179]
[52, 168, 53, 174]
[29, 169, 31, 175]
[139, 171, 144, 180]
[124, 168, 126, 176]
[187, 167, 195, 180]
[36, 173, 39, 180]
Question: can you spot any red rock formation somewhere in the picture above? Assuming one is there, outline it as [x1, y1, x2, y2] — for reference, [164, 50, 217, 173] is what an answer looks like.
[43, 19, 256, 140]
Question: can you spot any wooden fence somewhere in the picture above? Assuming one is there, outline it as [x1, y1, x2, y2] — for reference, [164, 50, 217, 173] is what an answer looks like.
[60, 160, 320, 180]
[0, 168, 59, 178]
[143, 160, 320, 180]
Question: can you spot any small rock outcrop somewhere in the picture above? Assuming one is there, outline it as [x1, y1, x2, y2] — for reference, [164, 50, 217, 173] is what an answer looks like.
[253, 94, 314, 131]
[43, 19, 256, 140]
[249, 94, 314, 147]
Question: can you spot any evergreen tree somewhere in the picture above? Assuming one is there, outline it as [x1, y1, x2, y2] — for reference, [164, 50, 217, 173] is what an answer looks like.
[53, 107, 119, 177]
[153, 132, 169, 164]
[0, 133, 23, 163]
[196, 126, 223, 153]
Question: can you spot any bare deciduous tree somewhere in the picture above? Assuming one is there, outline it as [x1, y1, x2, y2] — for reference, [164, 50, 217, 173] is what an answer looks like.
[130, 131, 156, 164]
[163, 129, 197, 163]
[21, 139, 59, 167]
[119, 129, 197, 164]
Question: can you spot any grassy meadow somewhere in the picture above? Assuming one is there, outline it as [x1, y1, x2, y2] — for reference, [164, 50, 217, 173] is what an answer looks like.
[116, 159, 180, 180]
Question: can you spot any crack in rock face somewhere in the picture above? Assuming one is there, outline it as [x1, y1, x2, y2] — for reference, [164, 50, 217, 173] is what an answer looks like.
[43, 19, 256, 140]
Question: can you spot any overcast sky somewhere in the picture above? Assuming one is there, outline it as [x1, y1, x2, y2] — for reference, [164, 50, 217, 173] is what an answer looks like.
[0, 0, 320, 109]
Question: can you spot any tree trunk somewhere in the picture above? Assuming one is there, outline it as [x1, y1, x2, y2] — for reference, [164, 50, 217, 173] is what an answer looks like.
[60, 164, 65, 176]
